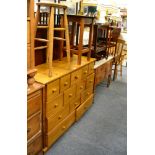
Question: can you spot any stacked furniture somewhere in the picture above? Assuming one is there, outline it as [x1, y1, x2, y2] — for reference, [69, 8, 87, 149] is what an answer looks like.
[34, 55, 95, 152]
[27, 1, 45, 155]
[27, 83, 44, 155]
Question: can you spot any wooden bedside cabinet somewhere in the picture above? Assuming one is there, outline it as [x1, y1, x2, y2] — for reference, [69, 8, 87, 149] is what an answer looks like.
[27, 82, 45, 155]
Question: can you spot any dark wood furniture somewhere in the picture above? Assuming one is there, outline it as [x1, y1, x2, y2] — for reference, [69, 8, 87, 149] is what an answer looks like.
[91, 24, 121, 61]
[94, 56, 113, 87]
[27, 82, 45, 155]
[65, 15, 95, 65]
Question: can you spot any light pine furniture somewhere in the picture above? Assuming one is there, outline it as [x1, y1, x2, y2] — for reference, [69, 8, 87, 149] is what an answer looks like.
[34, 2, 71, 77]
[27, 0, 37, 87]
[94, 56, 113, 87]
[34, 55, 95, 152]
[27, 82, 45, 155]
[112, 39, 126, 80]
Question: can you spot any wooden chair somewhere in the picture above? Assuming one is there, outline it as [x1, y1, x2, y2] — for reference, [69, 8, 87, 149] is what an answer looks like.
[112, 39, 126, 80]
[108, 27, 121, 56]
[34, 2, 70, 77]
[92, 24, 113, 60]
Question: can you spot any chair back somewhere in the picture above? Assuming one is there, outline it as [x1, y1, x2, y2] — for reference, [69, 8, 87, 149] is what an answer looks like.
[114, 39, 125, 63]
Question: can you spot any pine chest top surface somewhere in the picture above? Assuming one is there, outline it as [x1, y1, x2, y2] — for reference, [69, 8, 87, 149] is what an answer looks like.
[34, 55, 96, 85]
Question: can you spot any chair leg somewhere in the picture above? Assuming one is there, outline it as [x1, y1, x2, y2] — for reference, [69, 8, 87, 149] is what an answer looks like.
[113, 63, 117, 81]
[64, 8, 70, 62]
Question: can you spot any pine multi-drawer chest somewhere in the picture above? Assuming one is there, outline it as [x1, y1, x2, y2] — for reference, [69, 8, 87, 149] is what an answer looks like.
[34, 55, 96, 152]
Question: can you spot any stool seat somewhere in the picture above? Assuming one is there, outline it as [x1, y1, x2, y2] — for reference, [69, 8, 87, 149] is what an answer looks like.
[36, 2, 67, 9]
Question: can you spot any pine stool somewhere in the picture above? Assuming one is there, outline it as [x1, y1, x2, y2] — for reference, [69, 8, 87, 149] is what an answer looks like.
[34, 2, 70, 77]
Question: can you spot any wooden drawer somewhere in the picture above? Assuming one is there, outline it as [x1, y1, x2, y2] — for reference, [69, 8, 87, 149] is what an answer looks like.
[88, 62, 94, 75]
[27, 112, 41, 140]
[47, 79, 60, 102]
[27, 20, 30, 44]
[64, 84, 76, 105]
[27, 45, 31, 69]
[86, 73, 95, 89]
[76, 94, 93, 121]
[81, 65, 89, 80]
[46, 104, 69, 132]
[46, 94, 63, 118]
[27, 134, 42, 155]
[76, 80, 86, 95]
[81, 86, 93, 103]
[46, 111, 75, 147]
[71, 69, 82, 85]
[70, 95, 81, 112]
[27, 90, 42, 118]
[60, 74, 70, 93]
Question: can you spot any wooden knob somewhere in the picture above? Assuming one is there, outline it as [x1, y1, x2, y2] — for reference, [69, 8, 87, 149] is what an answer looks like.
[75, 76, 78, 79]
[54, 104, 58, 108]
[89, 80, 93, 83]
[80, 86, 83, 89]
[69, 94, 72, 97]
[74, 102, 78, 106]
[62, 126, 66, 130]
[84, 106, 87, 110]
[64, 82, 68, 86]
[27, 128, 31, 133]
[52, 89, 56, 93]
[84, 71, 87, 74]
[87, 92, 90, 95]
[58, 115, 62, 119]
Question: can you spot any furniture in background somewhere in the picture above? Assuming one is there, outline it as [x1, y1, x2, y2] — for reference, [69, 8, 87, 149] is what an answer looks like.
[112, 39, 126, 80]
[34, 2, 71, 77]
[94, 56, 113, 88]
[27, 0, 37, 87]
[91, 24, 121, 61]
[27, 82, 44, 155]
[34, 55, 95, 153]
[63, 15, 95, 65]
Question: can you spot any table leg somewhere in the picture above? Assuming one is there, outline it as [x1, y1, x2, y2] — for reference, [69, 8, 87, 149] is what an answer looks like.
[87, 19, 94, 61]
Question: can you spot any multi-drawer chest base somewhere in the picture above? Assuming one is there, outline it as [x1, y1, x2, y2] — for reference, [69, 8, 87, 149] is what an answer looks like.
[34, 55, 96, 152]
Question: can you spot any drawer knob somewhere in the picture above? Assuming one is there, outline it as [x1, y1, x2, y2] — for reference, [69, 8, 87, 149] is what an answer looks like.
[84, 71, 87, 74]
[87, 92, 90, 95]
[54, 104, 58, 108]
[75, 76, 78, 79]
[58, 115, 62, 119]
[84, 106, 87, 110]
[52, 89, 57, 93]
[27, 128, 31, 133]
[74, 102, 78, 106]
[64, 82, 68, 86]
[80, 86, 83, 89]
[89, 80, 93, 83]
[62, 126, 66, 130]
[69, 94, 72, 97]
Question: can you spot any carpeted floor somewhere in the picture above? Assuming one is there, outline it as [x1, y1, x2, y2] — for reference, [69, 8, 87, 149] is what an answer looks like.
[45, 66, 127, 155]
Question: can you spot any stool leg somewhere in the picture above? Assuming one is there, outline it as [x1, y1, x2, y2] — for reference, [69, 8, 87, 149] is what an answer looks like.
[88, 20, 94, 61]
[78, 19, 84, 65]
[59, 16, 64, 60]
[34, 5, 40, 37]
[64, 8, 70, 62]
[48, 7, 54, 77]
